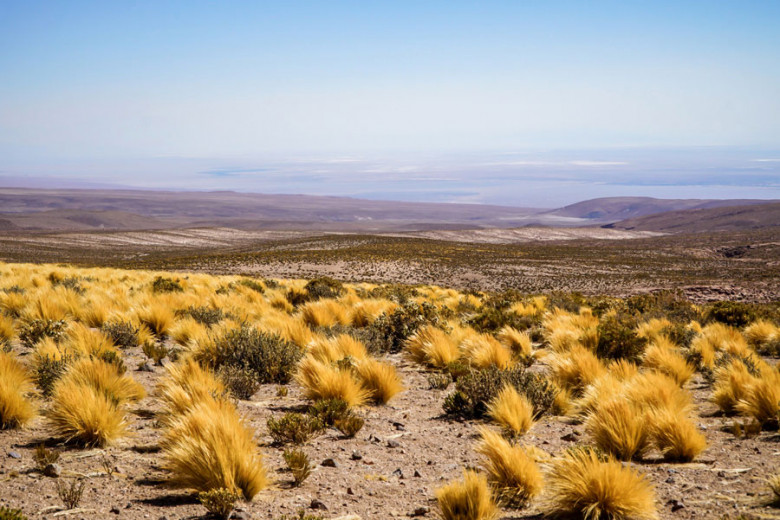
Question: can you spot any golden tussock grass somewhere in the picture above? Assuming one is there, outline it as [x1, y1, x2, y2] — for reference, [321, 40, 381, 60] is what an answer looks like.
[0, 291, 27, 318]
[642, 338, 695, 386]
[462, 333, 514, 369]
[134, 303, 175, 338]
[691, 323, 750, 367]
[769, 474, 780, 502]
[307, 334, 368, 363]
[404, 325, 460, 368]
[26, 291, 73, 322]
[635, 318, 673, 341]
[624, 372, 692, 416]
[354, 358, 404, 404]
[585, 399, 649, 461]
[549, 345, 606, 396]
[551, 384, 573, 416]
[542, 448, 658, 520]
[0, 352, 36, 429]
[63, 322, 118, 359]
[496, 326, 534, 363]
[48, 380, 128, 446]
[647, 408, 707, 462]
[486, 385, 535, 437]
[608, 359, 640, 381]
[170, 317, 207, 346]
[0, 314, 15, 345]
[744, 319, 779, 352]
[349, 299, 396, 327]
[712, 359, 756, 415]
[575, 374, 628, 420]
[162, 398, 268, 499]
[735, 370, 780, 426]
[436, 469, 498, 520]
[475, 427, 544, 507]
[295, 356, 370, 407]
[157, 359, 228, 418]
[259, 315, 313, 348]
[300, 300, 350, 328]
[60, 358, 145, 406]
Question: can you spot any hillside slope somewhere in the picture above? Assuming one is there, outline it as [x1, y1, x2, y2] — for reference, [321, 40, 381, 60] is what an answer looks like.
[604, 201, 780, 232]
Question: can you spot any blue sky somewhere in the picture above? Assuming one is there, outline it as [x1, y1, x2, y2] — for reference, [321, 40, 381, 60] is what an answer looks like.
[1, 1, 779, 205]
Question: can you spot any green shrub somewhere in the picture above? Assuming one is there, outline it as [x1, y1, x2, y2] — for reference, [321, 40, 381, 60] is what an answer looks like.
[237, 278, 265, 294]
[182, 306, 225, 326]
[467, 307, 535, 334]
[35, 355, 70, 397]
[283, 449, 312, 486]
[267, 413, 324, 445]
[626, 290, 699, 323]
[428, 372, 453, 390]
[307, 398, 350, 426]
[596, 314, 647, 362]
[218, 365, 260, 400]
[151, 276, 183, 293]
[198, 488, 239, 520]
[101, 321, 139, 348]
[142, 341, 169, 365]
[0, 506, 27, 520]
[19, 319, 67, 349]
[201, 327, 303, 385]
[443, 367, 557, 419]
[334, 415, 364, 438]
[56, 479, 85, 510]
[369, 301, 438, 353]
[706, 301, 757, 329]
[33, 444, 61, 472]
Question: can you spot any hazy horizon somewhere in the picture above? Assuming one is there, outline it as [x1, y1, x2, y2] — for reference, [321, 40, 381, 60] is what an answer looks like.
[2, 2, 779, 207]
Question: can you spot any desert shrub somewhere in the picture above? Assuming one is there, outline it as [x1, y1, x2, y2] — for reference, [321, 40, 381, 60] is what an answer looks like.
[547, 291, 586, 313]
[369, 301, 438, 353]
[436, 469, 498, 520]
[151, 276, 183, 293]
[585, 399, 649, 461]
[278, 512, 324, 520]
[56, 479, 85, 509]
[596, 314, 647, 362]
[626, 290, 699, 323]
[267, 412, 324, 445]
[101, 320, 139, 348]
[183, 305, 225, 326]
[218, 365, 261, 400]
[35, 355, 70, 397]
[467, 307, 531, 334]
[443, 366, 557, 420]
[142, 341, 169, 365]
[660, 322, 697, 349]
[304, 276, 345, 301]
[295, 356, 370, 407]
[307, 398, 350, 426]
[283, 448, 313, 486]
[367, 283, 420, 304]
[0, 506, 27, 520]
[428, 372, 453, 390]
[162, 399, 268, 500]
[238, 278, 265, 294]
[353, 358, 404, 404]
[476, 427, 544, 508]
[198, 488, 239, 520]
[334, 414, 364, 438]
[487, 385, 535, 438]
[0, 352, 36, 429]
[542, 448, 657, 520]
[19, 319, 67, 348]
[201, 326, 302, 385]
[706, 301, 756, 328]
[34, 443, 61, 471]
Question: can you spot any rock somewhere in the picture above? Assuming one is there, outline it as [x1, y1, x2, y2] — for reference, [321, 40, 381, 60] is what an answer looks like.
[43, 463, 61, 477]
[412, 506, 429, 516]
[667, 499, 685, 512]
[7, 451, 21, 459]
[393, 468, 404, 479]
[560, 432, 579, 442]
[393, 422, 406, 431]
[110, 506, 121, 515]
[231, 513, 249, 520]
[346, 487, 354, 495]
[351, 451, 363, 460]
[310, 499, 328, 511]
[125, 503, 132, 509]
[413, 469, 422, 478]
[138, 362, 155, 372]
[387, 440, 401, 448]
[321, 458, 338, 468]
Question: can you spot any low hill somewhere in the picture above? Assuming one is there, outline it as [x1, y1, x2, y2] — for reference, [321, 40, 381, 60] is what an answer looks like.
[604, 201, 780, 232]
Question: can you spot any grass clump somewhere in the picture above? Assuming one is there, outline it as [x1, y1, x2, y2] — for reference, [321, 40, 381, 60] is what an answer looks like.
[34, 443, 61, 471]
[198, 488, 239, 520]
[267, 412, 324, 445]
[353, 358, 404, 404]
[162, 399, 268, 500]
[585, 399, 649, 461]
[0, 352, 36, 429]
[542, 448, 658, 520]
[0, 506, 27, 520]
[334, 414, 365, 438]
[475, 427, 543, 508]
[647, 408, 707, 462]
[486, 385, 535, 438]
[436, 469, 498, 520]
[283, 449, 313, 486]
[405, 325, 460, 368]
[307, 398, 350, 426]
[296, 356, 370, 407]
[142, 341, 169, 365]
[157, 360, 228, 418]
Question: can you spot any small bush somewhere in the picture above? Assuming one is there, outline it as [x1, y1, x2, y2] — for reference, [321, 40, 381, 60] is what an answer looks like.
[56, 479, 85, 510]
[267, 412, 324, 445]
[428, 372, 453, 390]
[142, 341, 169, 365]
[283, 449, 312, 486]
[238, 278, 265, 294]
[436, 469, 498, 520]
[184, 306, 225, 326]
[151, 276, 183, 293]
[0, 506, 27, 520]
[19, 319, 67, 349]
[34, 443, 61, 471]
[218, 365, 261, 400]
[334, 415, 364, 438]
[596, 314, 648, 362]
[369, 301, 438, 353]
[444, 367, 557, 420]
[303, 277, 344, 301]
[35, 355, 70, 397]
[307, 398, 350, 426]
[706, 301, 756, 328]
[198, 488, 239, 520]
[101, 321, 139, 349]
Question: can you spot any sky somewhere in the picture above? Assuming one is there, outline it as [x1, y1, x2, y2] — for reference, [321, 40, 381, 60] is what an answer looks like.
[1, 1, 779, 206]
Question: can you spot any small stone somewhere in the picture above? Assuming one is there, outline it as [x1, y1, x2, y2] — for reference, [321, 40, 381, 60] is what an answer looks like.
[321, 458, 338, 468]
[560, 432, 579, 442]
[393, 422, 406, 431]
[387, 440, 401, 449]
[231, 513, 249, 520]
[351, 451, 363, 460]
[125, 503, 132, 509]
[310, 499, 328, 511]
[43, 463, 61, 478]
[110, 506, 121, 515]
[665, 477, 675, 484]
[412, 506, 429, 517]
[7, 451, 21, 459]
[392, 468, 404, 479]
[346, 487, 354, 495]
[413, 470, 422, 478]
[667, 499, 685, 512]
[138, 362, 155, 372]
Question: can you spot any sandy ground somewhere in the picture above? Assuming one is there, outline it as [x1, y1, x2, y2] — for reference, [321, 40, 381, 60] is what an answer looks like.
[1, 343, 779, 520]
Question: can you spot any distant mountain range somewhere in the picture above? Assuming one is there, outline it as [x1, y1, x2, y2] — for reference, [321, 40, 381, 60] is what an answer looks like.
[0, 188, 776, 234]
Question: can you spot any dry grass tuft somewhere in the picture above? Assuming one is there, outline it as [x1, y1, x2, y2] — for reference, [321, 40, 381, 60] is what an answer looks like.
[0, 352, 36, 429]
[48, 380, 127, 446]
[486, 385, 535, 438]
[543, 448, 658, 520]
[497, 326, 534, 364]
[436, 469, 499, 520]
[585, 399, 649, 461]
[462, 333, 514, 369]
[162, 399, 268, 499]
[353, 358, 404, 405]
[296, 356, 370, 407]
[549, 345, 606, 396]
[157, 359, 228, 418]
[62, 358, 145, 406]
[642, 338, 694, 386]
[405, 325, 460, 368]
[647, 408, 707, 462]
[475, 427, 543, 508]
[307, 334, 368, 363]
[735, 370, 780, 427]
